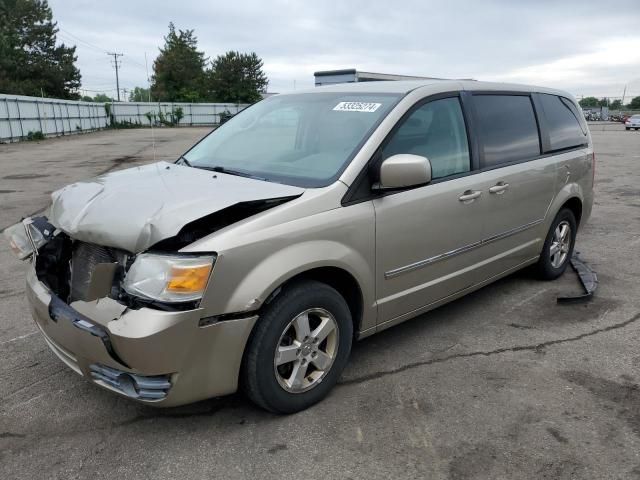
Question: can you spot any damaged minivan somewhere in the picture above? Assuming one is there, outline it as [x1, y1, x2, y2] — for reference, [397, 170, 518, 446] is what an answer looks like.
[5, 80, 594, 413]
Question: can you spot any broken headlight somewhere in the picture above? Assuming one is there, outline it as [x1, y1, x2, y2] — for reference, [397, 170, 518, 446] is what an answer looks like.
[3, 217, 53, 260]
[123, 253, 215, 303]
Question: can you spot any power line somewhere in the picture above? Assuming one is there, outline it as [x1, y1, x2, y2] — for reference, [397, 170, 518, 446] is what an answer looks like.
[58, 28, 108, 53]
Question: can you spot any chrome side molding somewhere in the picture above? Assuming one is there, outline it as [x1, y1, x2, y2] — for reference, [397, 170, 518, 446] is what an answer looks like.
[385, 219, 544, 279]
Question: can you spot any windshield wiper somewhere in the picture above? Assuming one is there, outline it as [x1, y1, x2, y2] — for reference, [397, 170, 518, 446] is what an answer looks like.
[203, 165, 269, 182]
[178, 158, 269, 182]
[176, 156, 192, 167]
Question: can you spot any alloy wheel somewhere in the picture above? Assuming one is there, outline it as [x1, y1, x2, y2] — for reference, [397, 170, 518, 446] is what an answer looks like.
[550, 220, 572, 268]
[273, 308, 339, 393]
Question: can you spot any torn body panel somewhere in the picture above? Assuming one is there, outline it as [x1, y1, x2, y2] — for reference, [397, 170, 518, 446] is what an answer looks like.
[48, 161, 304, 253]
[557, 252, 598, 304]
[26, 266, 257, 405]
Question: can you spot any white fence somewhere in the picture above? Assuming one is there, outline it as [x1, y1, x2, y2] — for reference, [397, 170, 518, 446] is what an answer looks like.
[0, 93, 249, 143]
[0, 94, 108, 142]
[110, 102, 247, 126]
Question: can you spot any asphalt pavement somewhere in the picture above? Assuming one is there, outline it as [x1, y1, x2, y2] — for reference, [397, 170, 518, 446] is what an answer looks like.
[1, 125, 639, 480]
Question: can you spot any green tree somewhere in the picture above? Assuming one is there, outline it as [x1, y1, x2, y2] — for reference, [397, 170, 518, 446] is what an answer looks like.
[609, 99, 622, 110]
[0, 0, 81, 98]
[579, 97, 599, 108]
[92, 93, 113, 102]
[598, 98, 609, 107]
[129, 86, 150, 102]
[150, 23, 207, 102]
[628, 96, 640, 110]
[207, 51, 268, 103]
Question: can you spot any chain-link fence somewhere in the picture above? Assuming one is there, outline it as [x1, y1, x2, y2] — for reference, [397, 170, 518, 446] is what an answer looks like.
[0, 93, 250, 143]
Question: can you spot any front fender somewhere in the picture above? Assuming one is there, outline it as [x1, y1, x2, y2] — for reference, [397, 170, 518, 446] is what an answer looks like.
[221, 240, 373, 315]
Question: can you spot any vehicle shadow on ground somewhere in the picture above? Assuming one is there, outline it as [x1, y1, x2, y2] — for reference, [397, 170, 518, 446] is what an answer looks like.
[117, 265, 588, 424]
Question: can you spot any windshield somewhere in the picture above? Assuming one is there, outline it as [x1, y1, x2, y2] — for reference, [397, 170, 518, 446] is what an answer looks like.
[183, 92, 401, 187]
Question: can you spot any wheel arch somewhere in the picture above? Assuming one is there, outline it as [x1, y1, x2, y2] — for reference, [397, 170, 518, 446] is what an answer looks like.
[264, 266, 364, 339]
[561, 197, 583, 227]
[545, 182, 584, 232]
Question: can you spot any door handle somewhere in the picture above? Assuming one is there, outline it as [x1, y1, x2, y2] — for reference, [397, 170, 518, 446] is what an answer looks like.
[489, 182, 509, 194]
[458, 190, 482, 203]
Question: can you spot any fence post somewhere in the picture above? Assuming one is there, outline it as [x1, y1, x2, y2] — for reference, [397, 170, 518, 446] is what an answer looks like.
[35, 99, 44, 134]
[65, 103, 71, 133]
[51, 101, 59, 136]
[15, 99, 24, 138]
[4, 98, 14, 141]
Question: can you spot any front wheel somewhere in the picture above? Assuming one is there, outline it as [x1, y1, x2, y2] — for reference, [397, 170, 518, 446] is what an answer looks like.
[536, 208, 577, 280]
[241, 280, 353, 413]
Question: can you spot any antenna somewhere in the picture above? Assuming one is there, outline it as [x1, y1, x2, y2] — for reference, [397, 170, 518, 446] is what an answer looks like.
[145, 52, 156, 162]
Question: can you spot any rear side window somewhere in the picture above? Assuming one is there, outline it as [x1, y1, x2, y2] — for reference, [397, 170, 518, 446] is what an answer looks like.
[382, 97, 470, 180]
[473, 95, 540, 168]
[539, 94, 588, 151]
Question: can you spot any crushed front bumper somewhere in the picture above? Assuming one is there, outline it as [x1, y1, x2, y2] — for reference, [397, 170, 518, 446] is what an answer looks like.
[26, 266, 257, 407]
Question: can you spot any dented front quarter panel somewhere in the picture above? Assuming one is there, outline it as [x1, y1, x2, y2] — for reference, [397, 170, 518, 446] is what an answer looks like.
[26, 267, 257, 406]
[48, 161, 304, 252]
[184, 182, 378, 333]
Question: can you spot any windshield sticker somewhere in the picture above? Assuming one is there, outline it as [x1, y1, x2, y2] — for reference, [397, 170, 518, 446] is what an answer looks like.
[333, 101, 382, 113]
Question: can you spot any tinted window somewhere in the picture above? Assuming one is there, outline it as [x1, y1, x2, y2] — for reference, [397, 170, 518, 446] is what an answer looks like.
[382, 97, 470, 179]
[474, 95, 540, 167]
[540, 94, 587, 151]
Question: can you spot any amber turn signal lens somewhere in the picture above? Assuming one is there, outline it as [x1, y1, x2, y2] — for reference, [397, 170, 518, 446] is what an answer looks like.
[166, 264, 213, 293]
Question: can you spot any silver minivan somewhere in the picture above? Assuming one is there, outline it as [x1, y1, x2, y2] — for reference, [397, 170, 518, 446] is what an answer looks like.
[6, 80, 594, 413]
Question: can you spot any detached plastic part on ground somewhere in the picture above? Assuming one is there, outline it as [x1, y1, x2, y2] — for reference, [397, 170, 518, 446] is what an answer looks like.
[557, 252, 598, 304]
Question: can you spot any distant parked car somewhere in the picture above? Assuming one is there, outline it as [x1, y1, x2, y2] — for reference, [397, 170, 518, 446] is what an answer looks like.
[625, 115, 640, 130]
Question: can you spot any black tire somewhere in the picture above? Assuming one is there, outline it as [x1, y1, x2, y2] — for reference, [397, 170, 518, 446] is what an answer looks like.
[626, 127, 630, 130]
[241, 280, 353, 413]
[536, 208, 577, 280]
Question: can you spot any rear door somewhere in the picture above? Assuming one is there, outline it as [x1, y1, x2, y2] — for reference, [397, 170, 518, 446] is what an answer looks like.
[467, 93, 558, 279]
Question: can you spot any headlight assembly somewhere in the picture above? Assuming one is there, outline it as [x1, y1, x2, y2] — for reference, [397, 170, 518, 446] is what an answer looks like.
[3, 217, 52, 260]
[123, 253, 215, 303]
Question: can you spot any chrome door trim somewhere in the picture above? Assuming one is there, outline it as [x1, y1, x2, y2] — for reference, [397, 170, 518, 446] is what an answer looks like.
[384, 218, 544, 279]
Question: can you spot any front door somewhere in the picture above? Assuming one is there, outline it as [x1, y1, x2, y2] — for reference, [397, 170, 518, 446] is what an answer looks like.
[373, 95, 487, 324]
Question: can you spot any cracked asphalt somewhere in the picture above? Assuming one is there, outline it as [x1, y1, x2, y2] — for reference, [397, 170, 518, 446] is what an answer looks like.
[1, 125, 640, 479]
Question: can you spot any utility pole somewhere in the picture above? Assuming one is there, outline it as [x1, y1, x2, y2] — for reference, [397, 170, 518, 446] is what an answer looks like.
[107, 52, 123, 101]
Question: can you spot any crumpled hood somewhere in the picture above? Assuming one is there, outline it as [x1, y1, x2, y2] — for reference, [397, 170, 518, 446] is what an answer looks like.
[49, 161, 304, 252]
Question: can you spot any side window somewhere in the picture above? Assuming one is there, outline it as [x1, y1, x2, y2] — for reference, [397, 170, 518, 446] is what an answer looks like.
[539, 94, 588, 151]
[474, 95, 540, 168]
[382, 97, 470, 180]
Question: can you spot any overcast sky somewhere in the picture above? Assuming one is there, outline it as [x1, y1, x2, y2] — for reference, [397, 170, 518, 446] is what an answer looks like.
[49, 0, 640, 100]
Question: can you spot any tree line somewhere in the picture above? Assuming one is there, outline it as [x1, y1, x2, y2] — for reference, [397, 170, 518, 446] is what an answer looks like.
[579, 96, 640, 111]
[148, 23, 268, 103]
[0, 1, 268, 104]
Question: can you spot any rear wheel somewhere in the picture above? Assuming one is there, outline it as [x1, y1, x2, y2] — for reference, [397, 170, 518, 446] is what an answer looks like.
[242, 280, 353, 413]
[536, 208, 577, 280]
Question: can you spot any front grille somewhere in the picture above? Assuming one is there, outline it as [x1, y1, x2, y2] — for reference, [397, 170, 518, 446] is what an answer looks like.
[69, 241, 118, 302]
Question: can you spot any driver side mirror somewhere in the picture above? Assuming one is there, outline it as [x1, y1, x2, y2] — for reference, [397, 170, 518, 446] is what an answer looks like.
[377, 154, 432, 190]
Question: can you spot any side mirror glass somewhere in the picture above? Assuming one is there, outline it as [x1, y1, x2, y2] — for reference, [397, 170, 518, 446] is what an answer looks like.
[378, 154, 432, 190]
